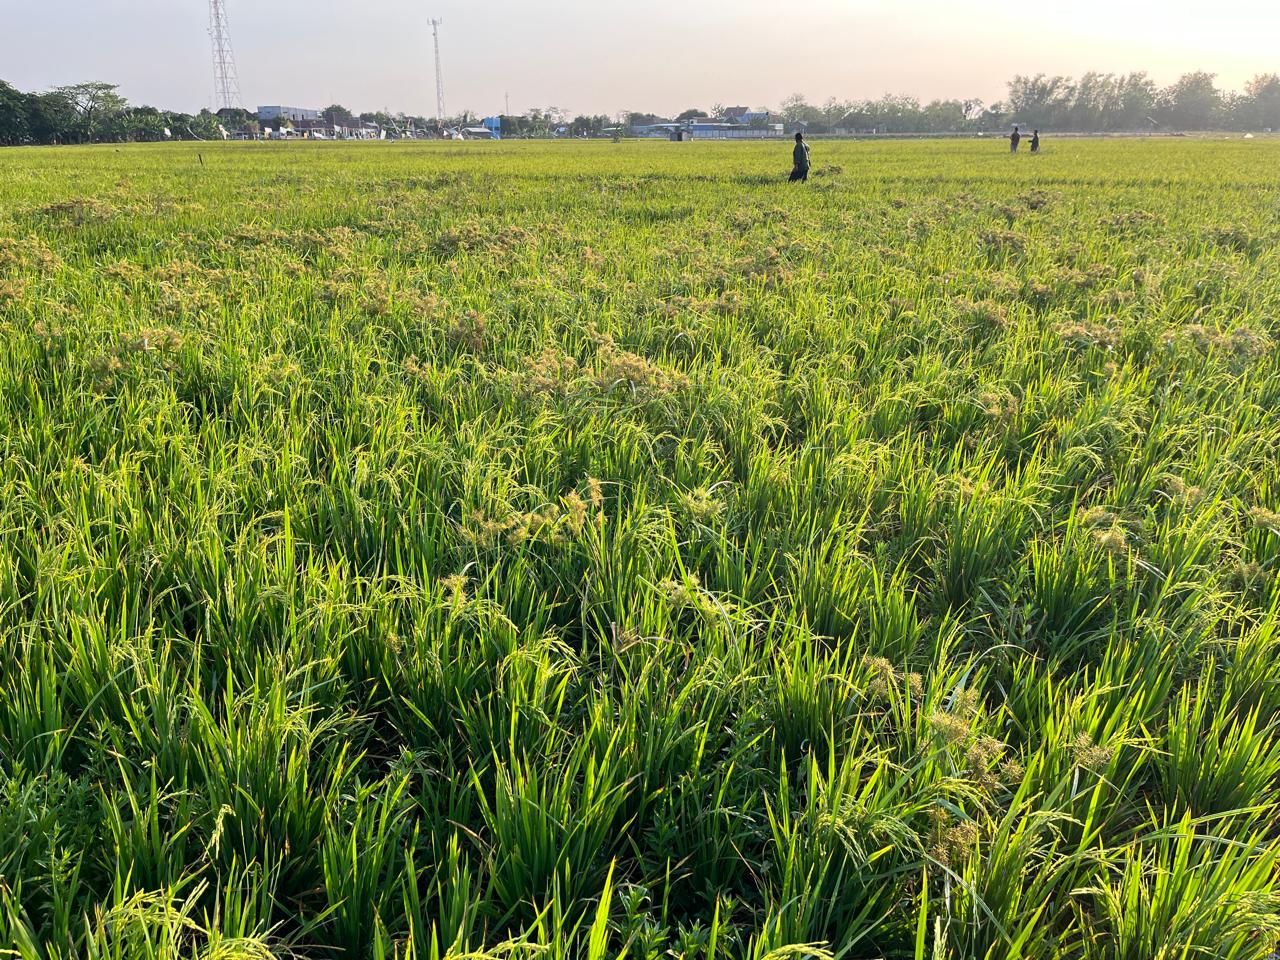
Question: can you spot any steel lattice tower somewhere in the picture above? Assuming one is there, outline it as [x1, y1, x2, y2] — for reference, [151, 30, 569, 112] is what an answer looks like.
[430, 18, 446, 124]
[209, 0, 242, 111]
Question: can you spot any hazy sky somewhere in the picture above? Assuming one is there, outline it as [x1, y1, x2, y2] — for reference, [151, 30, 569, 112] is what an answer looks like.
[2, 0, 1276, 117]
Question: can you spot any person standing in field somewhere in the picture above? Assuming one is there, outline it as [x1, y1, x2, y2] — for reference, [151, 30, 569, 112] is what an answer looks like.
[1010, 125, 1022, 153]
[1029, 129, 1041, 153]
[790, 132, 811, 182]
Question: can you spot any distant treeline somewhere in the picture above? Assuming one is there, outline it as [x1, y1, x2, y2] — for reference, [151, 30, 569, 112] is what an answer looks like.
[767, 72, 1280, 134]
[3, 70, 1279, 146]
[0, 81, 245, 145]
[632, 72, 1279, 135]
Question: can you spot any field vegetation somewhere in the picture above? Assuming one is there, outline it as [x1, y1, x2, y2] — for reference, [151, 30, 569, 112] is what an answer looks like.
[1, 138, 1279, 958]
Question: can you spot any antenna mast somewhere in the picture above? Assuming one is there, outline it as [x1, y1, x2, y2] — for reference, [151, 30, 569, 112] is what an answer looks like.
[430, 18, 446, 125]
[208, 0, 242, 111]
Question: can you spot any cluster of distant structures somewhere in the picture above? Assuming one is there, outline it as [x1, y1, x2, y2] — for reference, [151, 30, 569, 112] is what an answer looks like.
[625, 107, 786, 140]
[235, 105, 790, 142]
[246, 106, 501, 141]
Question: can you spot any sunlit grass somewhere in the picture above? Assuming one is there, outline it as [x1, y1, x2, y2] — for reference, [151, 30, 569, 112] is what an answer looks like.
[1, 137, 1279, 958]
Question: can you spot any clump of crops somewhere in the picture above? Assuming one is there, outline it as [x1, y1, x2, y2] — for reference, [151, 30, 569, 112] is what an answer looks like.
[1, 138, 1279, 959]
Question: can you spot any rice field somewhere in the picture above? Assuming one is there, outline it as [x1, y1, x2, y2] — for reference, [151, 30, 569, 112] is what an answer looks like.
[1, 137, 1279, 959]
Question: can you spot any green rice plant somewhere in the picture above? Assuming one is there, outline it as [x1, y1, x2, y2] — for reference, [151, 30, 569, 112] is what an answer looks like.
[1160, 669, 1280, 818]
[939, 803, 1084, 959]
[1072, 817, 1280, 960]
[471, 733, 636, 923]
[318, 774, 416, 954]
[761, 723, 989, 957]
[1, 137, 1279, 956]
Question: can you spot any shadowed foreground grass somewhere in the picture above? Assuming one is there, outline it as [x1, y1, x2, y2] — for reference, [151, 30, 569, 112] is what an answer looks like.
[1, 138, 1280, 958]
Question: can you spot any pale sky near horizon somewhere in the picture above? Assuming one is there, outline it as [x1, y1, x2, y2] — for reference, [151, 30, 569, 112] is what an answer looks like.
[1, 0, 1276, 117]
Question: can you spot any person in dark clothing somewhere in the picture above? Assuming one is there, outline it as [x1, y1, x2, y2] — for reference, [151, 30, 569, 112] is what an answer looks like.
[1009, 125, 1022, 153]
[1029, 129, 1041, 153]
[790, 132, 811, 182]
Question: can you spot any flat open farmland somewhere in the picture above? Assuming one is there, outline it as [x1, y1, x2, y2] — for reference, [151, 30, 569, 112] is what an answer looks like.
[2, 139, 1279, 959]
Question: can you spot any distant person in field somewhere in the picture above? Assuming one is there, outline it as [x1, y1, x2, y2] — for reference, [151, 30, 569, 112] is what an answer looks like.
[1029, 129, 1041, 153]
[1010, 125, 1022, 153]
[790, 132, 811, 182]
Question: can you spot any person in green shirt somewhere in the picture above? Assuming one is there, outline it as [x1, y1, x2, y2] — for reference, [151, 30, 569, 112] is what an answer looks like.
[789, 132, 811, 182]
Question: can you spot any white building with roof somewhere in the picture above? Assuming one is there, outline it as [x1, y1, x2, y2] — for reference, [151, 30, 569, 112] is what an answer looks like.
[258, 106, 321, 123]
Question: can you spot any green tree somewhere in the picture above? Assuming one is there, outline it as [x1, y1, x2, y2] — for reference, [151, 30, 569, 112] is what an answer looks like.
[1243, 73, 1280, 130]
[53, 81, 128, 141]
[189, 109, 223, 140]
[0, 80, 30, 145]
[1158, 72, 1222, 130]
[111, 106, 168, 142]
[777, 93, 824, 127]
[920, 99, 970, 133]
[569, 114, 610, 136]
[1007, 74, 1075, 129]
[216, 107, 254, 126]
[321, 104, 356, 128]
[865, 94, 923, 133]
[500, 114, 529, 137]
[977, 101, 1010, 132]
[1113, 72, 1157, 130]
[821, 96, 853, 127]
[158, 111, 193, 140]
[25, 90, 76, 143]
[1068, 72, 1116, 130]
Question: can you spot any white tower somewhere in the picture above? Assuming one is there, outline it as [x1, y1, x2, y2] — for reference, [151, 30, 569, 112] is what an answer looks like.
[430, 18, 446, 124]
[209, 0, 243, 111]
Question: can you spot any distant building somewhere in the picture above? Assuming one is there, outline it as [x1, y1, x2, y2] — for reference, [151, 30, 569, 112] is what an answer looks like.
[630, 123, 681, 137]
[689, 121, 735, 136]
[258, 106, 321, 123]
[629, 116, 782, 139]
[261, 116, 382, 140]
[712, 108, 776, 126]
[482, 116, 502, 139]
[689, 119, 784, 139]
